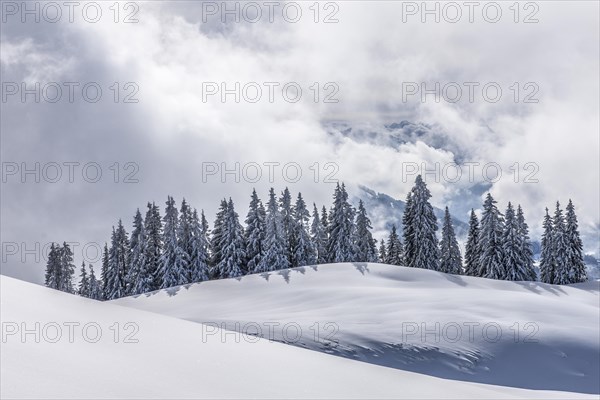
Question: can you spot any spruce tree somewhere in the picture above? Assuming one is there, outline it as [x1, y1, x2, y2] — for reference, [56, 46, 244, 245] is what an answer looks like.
[214, 198, 246, 278]
[245, 189, 267, 273]
[327, 183, 355, 263]
[88, 264, 103, 300]
[159, 196, 188, 288]
[516, 205, 537, 281]
[44, 243, 61, 290]
[439, 207, 463, 274]
[404, 176, 439, 270]
[101, 243, 109, 299]
[189, 209, 210, 282]
[143, 202, 163, 291]
[127, 208, 145, 295]
[106, 221, 130, 299]
[279, 188, 295, 267]
[310, 204, 328, 264]
[78, 261, 90, 297]
[354, 200, 378, 262]
[402, 191, 415, 266]
[464, 209, 481, 276]
[478, 194, 505, 279]
[257, 188, 289, 272]
[210, 199, 229, 277]
[177, 199, 194, 283]
[502, 202, 534, 281]
[551, 202, 570, 284]
[378, 239, 387, 263]
[385, 225, 404, 265]
[58, 242, 75, 293]
[565, 200, 587, 283]
[539, 208, 555, 284]
[292, 193, 316, 267]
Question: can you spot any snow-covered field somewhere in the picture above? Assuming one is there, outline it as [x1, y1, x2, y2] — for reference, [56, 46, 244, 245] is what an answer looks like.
[2, 264, 599, 398]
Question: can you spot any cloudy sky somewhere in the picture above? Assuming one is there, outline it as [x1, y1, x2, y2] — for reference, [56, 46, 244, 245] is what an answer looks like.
[1, 1, 599, 284]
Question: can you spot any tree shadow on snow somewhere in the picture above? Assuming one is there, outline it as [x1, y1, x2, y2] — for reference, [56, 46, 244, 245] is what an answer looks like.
[352, 263, 370, 275]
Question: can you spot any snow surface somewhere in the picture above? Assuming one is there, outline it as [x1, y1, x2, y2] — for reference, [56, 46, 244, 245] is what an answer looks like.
[114, 263, 600, 396]
[2, 264, 598, 399]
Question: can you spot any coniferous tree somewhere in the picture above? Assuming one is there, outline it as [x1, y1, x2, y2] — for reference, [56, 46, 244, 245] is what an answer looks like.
[464, 209, 481, 276]
[327, 183, 355, 263]
[88, 264, 103, 300]
[177, 199, 194, 283]
[106, 221, 130, 299]
[292, 193, 316, 267]
[101, 243, 109, 299]
[44, 243, 61, 290]
[58, 242, 76, 293]
[78, 261, 90, 297]
[516, 205, 537, 281]
[210, 199, 229, 277]
[539, 208, 555, 284]
[279, 188, 295, 267]
[404, 176, 439, 270]
[565, 200, 587, 283]
[310, 204, 328, 264]
[159, 196, 187, 288]
[214, 198, 246, 278]
[127, 208, 145, 295]
[502, 202, 534, 281]
[385, 225, 404, 265]
[257, 188, 289, 272]
[478, 194, 505, 279]
[354, 200, 378, 262]
[245, 189, 267, 273]
[378, 239, 387, 263]
[402, 191, 415, 266]
[189, 209, 210, 282]
[143, 202, 163, 291]
[551, 202, 570, 284]
[439, 207, 463, 274]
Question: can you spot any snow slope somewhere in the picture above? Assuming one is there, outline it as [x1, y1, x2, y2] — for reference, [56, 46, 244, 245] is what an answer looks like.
[1, 274, 596, 399]
[114, 263, 600, 395]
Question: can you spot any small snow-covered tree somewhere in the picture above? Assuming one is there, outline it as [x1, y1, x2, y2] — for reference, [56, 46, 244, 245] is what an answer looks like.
[310, 204, 328, 264]
[439, 207, 462, 274]
[478, 194, 505, 279]
[551, 202, 570, 284]
[58, 242, 76, 293]
[385, 225, 404, 266]
[143, 202, 163, 291]
[565, 200, 587, 283]
[464, 209, 480, 277]
[88, 264, 103, 300]
[257, 188, 289, 272]
[189, 209, 210, 282]
[516, 205, 536, 281]
[279, 188, 295, 267]
[327, 183, 355, 263]
[210, 199, 229, 276]
[44, 243, 61, 290]
[127, 208, 145, 295]
[245, 189, 266, 274]
[292, 193, 316, 267]
[404, 176, 439, 270]
[402, 191, 415, 266]
[502, 202, 534, 281]
[100, 243, 109, 299]
[159, 196, 187, 288]
[353, 200, 378, 262]
[214, 198, 246, 278]
[177, 199, 194, 283]
[378, 239, 387, 263]
[78, 261, 90, 297]
[106, 221, 130, 299]
[539, 208, 555, 284]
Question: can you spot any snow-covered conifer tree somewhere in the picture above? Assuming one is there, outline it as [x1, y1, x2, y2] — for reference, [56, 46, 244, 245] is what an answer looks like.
[159, 196, 188, 288]
[385, 225, 404, 266]
[516, 205, 536, 281]
[292, 193, 316, 267]
[100, 243, 109, 299]
[245, 189, 266, 273]
[189, 209, 210, 282]
[127, 208, 145, 295]
[404, 176, 439, 270]
[177, 199, 194, 283]
[279, 188, 295, 267]
[439, 207, 462, 274]
[310, 204, 328, 264]
[58, 242, 75, 293]
[478, 194, 505, 279]
[327, 183, 355, 263]
[464, 209, 481, 276]
[214, 198, 246, 278]
[44, 243, 61, 290]
[353, 200, 378, 262]
[142, 202, 163, 291]
[539, 208, 555, 284]
[210, 199, 229, 276]
[106, 221, 130, 299]
[565, 200, 587, 283]
[88, 264, 103, 300]
[551, 202, 570, 284]
[78, 261, 89, 297]
[257, 188, 289, 272]
[502, 202, 534, 281]
[378, 239, 387, 263]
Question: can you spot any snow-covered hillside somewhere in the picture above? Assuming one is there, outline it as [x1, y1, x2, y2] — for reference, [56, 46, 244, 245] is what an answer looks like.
[4, 275, 595, 399]
[114, 263, 600, 396]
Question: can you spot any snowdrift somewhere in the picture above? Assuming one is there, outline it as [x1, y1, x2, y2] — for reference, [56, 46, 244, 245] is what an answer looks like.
[114, 263, 600, 395]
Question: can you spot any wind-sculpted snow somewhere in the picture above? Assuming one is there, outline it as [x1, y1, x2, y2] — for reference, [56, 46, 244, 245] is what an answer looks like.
[4, 274, 595, 399]
[115, 263, 600, 395]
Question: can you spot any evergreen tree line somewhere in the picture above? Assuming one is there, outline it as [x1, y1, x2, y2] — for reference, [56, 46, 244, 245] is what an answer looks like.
[46, 176, 588, 299]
